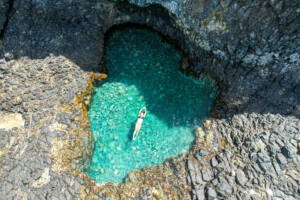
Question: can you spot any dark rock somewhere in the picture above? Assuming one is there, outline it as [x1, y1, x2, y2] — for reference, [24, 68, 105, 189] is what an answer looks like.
[0, 0, 9, 34]
[281, 146, 292, 158]
[281, 144, 298, 159]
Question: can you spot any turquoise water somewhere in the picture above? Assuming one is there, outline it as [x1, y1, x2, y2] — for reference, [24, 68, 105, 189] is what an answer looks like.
[87, 27, 217, 184]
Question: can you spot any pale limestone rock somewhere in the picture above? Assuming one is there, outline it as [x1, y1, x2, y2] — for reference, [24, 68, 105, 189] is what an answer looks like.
[31, 168, 50, 188]
[205, 16, 227, 33]
[49, 122, 67, 131]
[194, 126, 205, 139]
[0, 113, 24, 130]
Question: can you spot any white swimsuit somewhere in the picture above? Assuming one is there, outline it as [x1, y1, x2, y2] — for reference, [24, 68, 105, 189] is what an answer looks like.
[137, 117, 143, 124]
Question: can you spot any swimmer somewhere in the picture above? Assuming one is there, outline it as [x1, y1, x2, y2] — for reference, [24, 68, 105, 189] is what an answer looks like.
[132, 107, 147, 140]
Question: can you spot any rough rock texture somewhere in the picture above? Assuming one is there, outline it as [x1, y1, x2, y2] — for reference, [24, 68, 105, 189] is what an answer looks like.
[124, 0, 300, 118]
[0, 0, 299, 199]
[188, 115, 300, 200]
[0, 0, 10, 38]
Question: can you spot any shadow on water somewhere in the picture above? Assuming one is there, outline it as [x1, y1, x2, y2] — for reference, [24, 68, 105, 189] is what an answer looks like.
[127, 122, 136, 143]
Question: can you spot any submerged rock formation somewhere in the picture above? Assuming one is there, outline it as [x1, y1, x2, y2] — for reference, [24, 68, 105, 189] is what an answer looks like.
[0, 0, 299, 199]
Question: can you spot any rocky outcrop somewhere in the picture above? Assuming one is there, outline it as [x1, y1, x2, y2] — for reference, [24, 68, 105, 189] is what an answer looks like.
[124, 0, 300, 118]
[0, 0, 299, 199]
[188, 115, 300, 200]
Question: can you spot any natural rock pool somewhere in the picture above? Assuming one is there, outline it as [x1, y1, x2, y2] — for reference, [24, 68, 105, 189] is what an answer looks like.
[87, 27, 217, 184]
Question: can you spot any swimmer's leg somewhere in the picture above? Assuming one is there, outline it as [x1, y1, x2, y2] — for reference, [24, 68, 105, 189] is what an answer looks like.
[132, 130, 137, 140]
[132, 123, 139, 140]
[133, 123, 142, 140]
[135, 125, 142, 136]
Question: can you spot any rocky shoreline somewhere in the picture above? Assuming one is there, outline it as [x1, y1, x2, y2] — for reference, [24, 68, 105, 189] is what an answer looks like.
[0, 0, 299, 199]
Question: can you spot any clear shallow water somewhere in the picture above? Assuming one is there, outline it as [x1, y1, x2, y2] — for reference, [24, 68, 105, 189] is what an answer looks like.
[87, 27, 217, 184]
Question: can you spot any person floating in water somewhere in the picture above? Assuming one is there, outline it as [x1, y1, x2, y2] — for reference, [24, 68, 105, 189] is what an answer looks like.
[132, 107, 147, 140]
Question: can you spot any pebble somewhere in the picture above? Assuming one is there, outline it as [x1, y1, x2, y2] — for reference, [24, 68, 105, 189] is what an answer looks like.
[201, 169, 214, 182]
[206, 187, 217, 200]
[216, 181, 233, 197]
[211, 157, 218, 167]
[235, 169, 248, 186]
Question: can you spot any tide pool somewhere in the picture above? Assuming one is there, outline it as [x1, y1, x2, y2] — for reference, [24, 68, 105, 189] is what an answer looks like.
[87, 27, 217, 184]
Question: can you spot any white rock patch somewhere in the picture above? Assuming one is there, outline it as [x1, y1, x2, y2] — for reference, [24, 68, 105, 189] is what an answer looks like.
[31, 168, 51, 188]
[0, 113, 24, 130]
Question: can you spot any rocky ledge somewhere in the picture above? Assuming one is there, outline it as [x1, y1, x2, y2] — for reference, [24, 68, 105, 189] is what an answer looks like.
[0, 0, 299, 199]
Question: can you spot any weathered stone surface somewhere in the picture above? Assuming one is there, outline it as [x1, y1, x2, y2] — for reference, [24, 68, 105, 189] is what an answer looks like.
[124, 0, 300, 117]
[30, 168, 51, 188]
[0, 0, 299, 199]
[210, 157, 218, 167]
[194, 185, 205, 200]
[235, 169, 248, 186]
[201, 169, 213, 182]
[188, 158, 202, 185]
[216, 181, 233, 197]
[194, 126, 205, 139]
[205, 187, 217, 200]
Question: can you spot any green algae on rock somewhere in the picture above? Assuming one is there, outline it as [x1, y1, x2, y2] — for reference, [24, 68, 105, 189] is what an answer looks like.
[87, 27, 217, 184]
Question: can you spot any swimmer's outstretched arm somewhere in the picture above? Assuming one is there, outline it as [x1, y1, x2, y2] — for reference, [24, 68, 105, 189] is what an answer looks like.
[139, 107, 146, 115]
